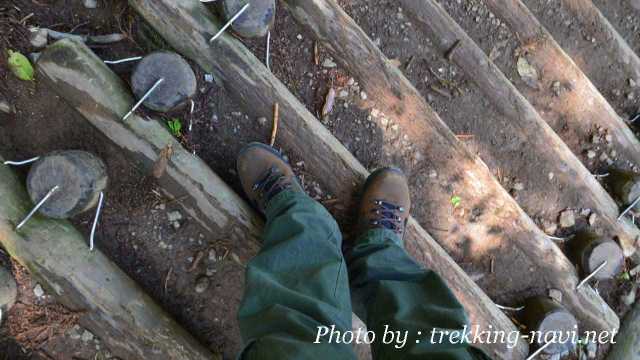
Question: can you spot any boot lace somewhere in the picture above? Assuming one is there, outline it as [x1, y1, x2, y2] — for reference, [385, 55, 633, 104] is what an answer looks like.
[252, 166, 292, 203]
[370, 199, 405, 234]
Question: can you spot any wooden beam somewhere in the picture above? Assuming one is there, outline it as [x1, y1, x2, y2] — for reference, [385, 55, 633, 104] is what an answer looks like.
[37, 39, 263, 262]
[128, 1, 527, 358]
[0, 154, 218, 360]
[398, 0, 640, 272]
[481, 0, 640, 208]
[606, 298, 640, 360]
[280, 0, 618, 337]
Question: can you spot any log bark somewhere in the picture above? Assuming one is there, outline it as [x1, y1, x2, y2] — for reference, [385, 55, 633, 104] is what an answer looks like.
[400, 0, 640, 258]
[128, 1, 527, 358]
[480, 0, 640, 218]
[0, 154, 218, 360]
[606, 298, 640, 360]
[281, 0, 618, 339]
[37, 39, 262, 262]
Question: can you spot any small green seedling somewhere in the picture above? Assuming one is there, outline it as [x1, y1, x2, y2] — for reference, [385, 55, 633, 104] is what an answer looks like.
[7, 50, 34, 81]
[167, 118, 183, 137]
[451, 195, 462, 208]
[619, 271, 631, 282]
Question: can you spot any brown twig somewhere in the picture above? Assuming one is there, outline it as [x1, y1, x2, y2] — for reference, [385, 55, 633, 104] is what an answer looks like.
[188, 251, 205, 272]
[270, 103, 279, 146]
[445, 39, 462, 62]
[164, 267, 173, 295]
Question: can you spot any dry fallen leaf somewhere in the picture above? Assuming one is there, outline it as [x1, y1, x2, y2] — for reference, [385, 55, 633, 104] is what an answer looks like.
[152, 143, 173, 178]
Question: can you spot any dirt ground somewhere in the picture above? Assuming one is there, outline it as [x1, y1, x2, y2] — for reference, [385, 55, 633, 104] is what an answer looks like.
[1, 0, 639, 359]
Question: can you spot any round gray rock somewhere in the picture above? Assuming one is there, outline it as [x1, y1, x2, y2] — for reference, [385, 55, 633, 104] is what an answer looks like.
[223, 0, 275, 38]
[27, 150, 108, 219]
[131, 52, 197, 113]
[0, 267, 17, 315]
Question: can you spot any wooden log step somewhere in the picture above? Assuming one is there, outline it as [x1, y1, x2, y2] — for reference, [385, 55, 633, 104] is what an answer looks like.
[280, 0, 618, 337]
[399, 0, 640, 265]
[37, 39, 263, 263]
[0, 154, 218, 360]
[128, 1, 527, 358]
[463, 0, 640, 222]
[520, 0, 640, 126]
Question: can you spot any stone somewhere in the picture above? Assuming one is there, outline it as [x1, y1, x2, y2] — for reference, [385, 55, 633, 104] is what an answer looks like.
[512, 182, 525, 191]
[131, 51, 197, 113]
[0, 93, 15, 115]
[27, 151, 107, 219]
[548, 288, 562, 303]
[194, 276, 210, 293]
[33, 283, 45, 298]
[360, 91, 368, 100]
[167, 211, 182, 223]
[29, 27, 48, 48]
[257, 116, 267, 126]
[586, 150, 596, 159]
[543, 221, 558, 235]
[322, 58, 337, 68]
[559, 209, 575, 228]
[81, 329, 95, 342]
[588, 213, 597, 226]
[0, 267, 17, 314]
[621, 286, 637, 306]
[223, 0, 275, 38]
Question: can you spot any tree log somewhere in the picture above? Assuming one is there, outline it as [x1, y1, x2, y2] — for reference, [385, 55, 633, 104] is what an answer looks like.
[480, 0, 640, 219]
[127, 1, 526, 358]
[399, 0, 640, 260]
[0, 154, 218, 360]
[37, 39, 262, 262]
[606, 298, 640, 360]
[281, 0, 618, 339]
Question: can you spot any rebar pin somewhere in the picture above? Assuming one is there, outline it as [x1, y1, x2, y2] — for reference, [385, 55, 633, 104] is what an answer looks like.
[576, 260, 608, 290]
[189, 99, 195, 132]
[209, 3, 250, 43]
[526, 341, 552, 360]
[3, 157, 40, 166]
[495, 304, 525, 312]
[266, 30, 271, 70]
[122, 78, 165, 121]
[617, 194, 640, 221]
[104, 56, 143, 65]
[16, 185, 60, 230]
[89, 191, 105, 252]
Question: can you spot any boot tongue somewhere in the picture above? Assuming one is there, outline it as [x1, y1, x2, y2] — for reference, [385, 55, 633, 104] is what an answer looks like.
[253, 167, 292, 203]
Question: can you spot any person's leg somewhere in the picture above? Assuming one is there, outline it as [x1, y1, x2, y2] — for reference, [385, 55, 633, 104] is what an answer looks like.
[347, 168, 489, 360]
[236, 143, 355, 360]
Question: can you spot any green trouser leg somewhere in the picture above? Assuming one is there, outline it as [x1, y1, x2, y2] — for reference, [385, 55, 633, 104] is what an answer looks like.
[237, 190, 356, 360]
[348, 228, 490, 360]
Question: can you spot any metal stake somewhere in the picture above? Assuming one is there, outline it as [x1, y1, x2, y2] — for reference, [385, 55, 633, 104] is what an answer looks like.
[3, 157, 40, 166]
[617, 194, 640, 221]
[209, 3, 250, 43]
[89, 192, 105, 252]
[266, 30, 271, 70]
[16, 185, 59, 230]
[104, 56, 143, 65]
[122, 78, 165, 120]
[576, 260, 608, 290]
[526, 341, 552, 360]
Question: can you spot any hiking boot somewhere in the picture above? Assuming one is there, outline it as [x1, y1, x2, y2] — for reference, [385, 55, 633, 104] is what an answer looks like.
[236, 142, 304, 214]
[358, 167, 411, 239]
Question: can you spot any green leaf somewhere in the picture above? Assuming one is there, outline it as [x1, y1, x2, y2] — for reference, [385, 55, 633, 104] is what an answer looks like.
[7, 50, 35, 81]
[167, 118, 182, 137]
[619, 271, 631, 282]
[451, 195, 461, 208]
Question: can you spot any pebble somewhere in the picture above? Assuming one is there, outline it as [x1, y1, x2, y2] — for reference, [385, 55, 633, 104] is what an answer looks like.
[296, 34, 303, 40]
[559, 209, 575, 228]
[512, 182, 524, 191]
[33, 284, 45, 298]
[0, 93, 14, 115]
[29, 27, 48, 48]
[588, 213, 597, 226]
[83, 0, 98, 8]
[322, 58, 337, 68]
[204, 74, 214, 83]
[630, 78, 638, 88]
[0, 267, 17, 313]
[208, 249, 217, 262]
[621, 286, 637, 306]
[167, 211, 182, 222]
[543, 221, 558, 235]
[81, 330, 95, 342]
[338, 90, 349, 98]
[548, 172, 554, 180]
[257, 116, 267, 126]
[360, 91, 368, 100]
[586, 150, 596, 159]
[195, 277, 210, 293]
[548, 288, 562, 303]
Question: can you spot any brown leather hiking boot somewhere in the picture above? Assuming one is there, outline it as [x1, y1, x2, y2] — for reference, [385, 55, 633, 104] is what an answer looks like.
[236, 142, 304, 214]
[358, 167, 411, 239]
